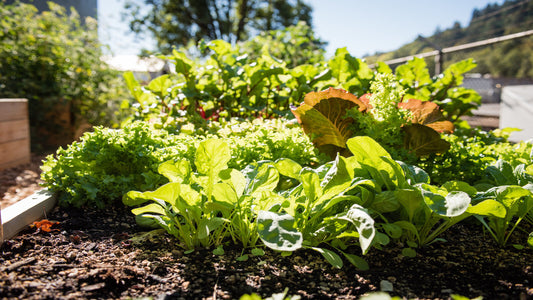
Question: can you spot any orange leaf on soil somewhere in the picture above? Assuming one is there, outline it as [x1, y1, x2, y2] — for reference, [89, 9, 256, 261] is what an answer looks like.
[30, 219, 60, 233]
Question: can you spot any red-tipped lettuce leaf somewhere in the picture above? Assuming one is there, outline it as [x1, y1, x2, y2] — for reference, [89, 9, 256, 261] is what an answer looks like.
[291, 88, 367, 157]
[398, 99, 454, 133]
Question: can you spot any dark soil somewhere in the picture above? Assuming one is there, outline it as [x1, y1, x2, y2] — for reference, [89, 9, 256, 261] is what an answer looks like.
[0, 151, 532, 299]
[0, 203, 532, 299]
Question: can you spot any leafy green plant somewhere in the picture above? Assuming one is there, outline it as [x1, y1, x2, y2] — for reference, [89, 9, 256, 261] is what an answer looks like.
[473, 185, 533, 246]
[256, 153, 376, 269]
[123, 139, 235, 249]
[41, 122, 191, 208]
[418, 128, 533, 185]
[41, 119, 322, 208]
[393, 57, 481, 125]
[123, 39, 331, 129]
[342, 137, 504, 253]
[291, 81, 453, 160]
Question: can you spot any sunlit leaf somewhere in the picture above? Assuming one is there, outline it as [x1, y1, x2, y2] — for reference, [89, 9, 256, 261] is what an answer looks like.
[402, 124, 451, 156]
[291, 88, 367, 158]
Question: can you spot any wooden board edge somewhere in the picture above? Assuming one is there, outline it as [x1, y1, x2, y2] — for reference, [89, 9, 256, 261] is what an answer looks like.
[1, 189, 57, 242]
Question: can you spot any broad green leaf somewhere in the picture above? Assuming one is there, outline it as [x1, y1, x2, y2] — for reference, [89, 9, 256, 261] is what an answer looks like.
[422, 189, 471, 217]
[320, 155, 355, 202]
[158, 160, 192, 183]
[143, 182, 182, 206]
[251, 248, 265, 256]
[382, 223, 403, 239]
[310, 247, 343, 268]
[347, 136, 391, 161]
[395, 57, 432, 88]
[394, 220, 419, 240]
[346, 136, 400, 190]
[123, 71, 142, 101]
[257, 210, 303, 252]
[397, 161, 430, 184]
[178, 183, 201, 207]
[371, 191, 401, 213]
[207, 40, 232, 55]
[402, 248, 417, 257]
[291, 88, 367, 158]
[243, 163, 279, 197]
[402, 124, 451, 157]
[147, 74, 171, 97]
[198, 217, 225, 240]
[312, 195, 361, 218]
[374, 232, 390, 245]
[212, 245, 224, 255]
[195, 139, 231, 175]
[274, 158, 302, 180]
[442, 180, 477, 197]
[255, 192, 286, 211]
[123, 190, 154, 206]
[300, 168, 322, 203]
[495, 185, 530, 210]
[486, 160, 516, 185]
[219, 168, 246, 197]
[171, 49, 193, 75]
[134, 215, 160, 229]
[467, 199, 506, 218]
[341, 252, 369, 270]
[131, 203, 166, 216]
[528, 232, 533, 249]
[343, 204, 375, 254]
[212, 182, 238, 205]
[397, 189, 424, 221]
[236, 255, 249, 261]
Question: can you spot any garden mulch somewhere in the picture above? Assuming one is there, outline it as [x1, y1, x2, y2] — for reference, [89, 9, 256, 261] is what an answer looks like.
[0, 202, 532, 299]
[1, 151, 532, 299]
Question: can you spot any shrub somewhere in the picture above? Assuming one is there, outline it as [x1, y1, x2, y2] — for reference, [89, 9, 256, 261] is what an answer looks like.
[0, 2, 129, 149]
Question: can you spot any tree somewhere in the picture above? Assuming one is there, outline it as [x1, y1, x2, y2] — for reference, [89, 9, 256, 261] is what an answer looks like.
[125, 0, 313, 54]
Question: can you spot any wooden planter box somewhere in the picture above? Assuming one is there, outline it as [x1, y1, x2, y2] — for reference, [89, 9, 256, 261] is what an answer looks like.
[0, 99, 30, 170]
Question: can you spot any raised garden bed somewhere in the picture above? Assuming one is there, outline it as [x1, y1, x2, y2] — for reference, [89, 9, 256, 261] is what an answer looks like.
[0, 175, 532, 299]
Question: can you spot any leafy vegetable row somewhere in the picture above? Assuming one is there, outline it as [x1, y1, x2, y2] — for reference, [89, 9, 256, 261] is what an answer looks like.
[123, 137, 533, 269]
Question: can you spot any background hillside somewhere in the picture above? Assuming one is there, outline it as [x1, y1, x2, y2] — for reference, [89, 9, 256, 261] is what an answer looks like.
[364, 0, 533, 78]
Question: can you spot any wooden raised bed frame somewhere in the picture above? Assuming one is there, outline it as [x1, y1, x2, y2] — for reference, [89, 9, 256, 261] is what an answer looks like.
[0, 99, 30, 170]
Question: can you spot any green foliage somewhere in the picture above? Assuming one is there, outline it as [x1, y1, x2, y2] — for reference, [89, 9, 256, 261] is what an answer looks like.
[41, 119, 321, 208]
[240, 21, 326, 68]
[41, 122, 190, 208]
[125, 0, 313, 53]
[0, 2, 129, 149]
[418, 128, 533, 185]
[123, 40, 329, 125]
[123, 139, 234, 249]
[292, 83, 453, 160]
[394, 58, 481, 124]
[473, 185, 533, 246]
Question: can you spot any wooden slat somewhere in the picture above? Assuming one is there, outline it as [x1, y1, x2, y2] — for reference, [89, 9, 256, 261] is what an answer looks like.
[0, 99, 28, 122]
[1, 189, 57, 241]
[0, 139, 30, 170]
[0, 120, 30, 144]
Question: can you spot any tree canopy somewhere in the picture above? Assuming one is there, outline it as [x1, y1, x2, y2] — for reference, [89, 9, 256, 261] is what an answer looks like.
[125, 0, 313, 54]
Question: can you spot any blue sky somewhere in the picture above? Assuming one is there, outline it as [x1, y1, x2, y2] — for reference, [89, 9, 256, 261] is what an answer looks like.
[98, 0, 505, 58]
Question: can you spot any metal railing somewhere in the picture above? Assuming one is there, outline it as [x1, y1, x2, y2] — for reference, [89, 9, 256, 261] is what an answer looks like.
[368, 29, 533, 75]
